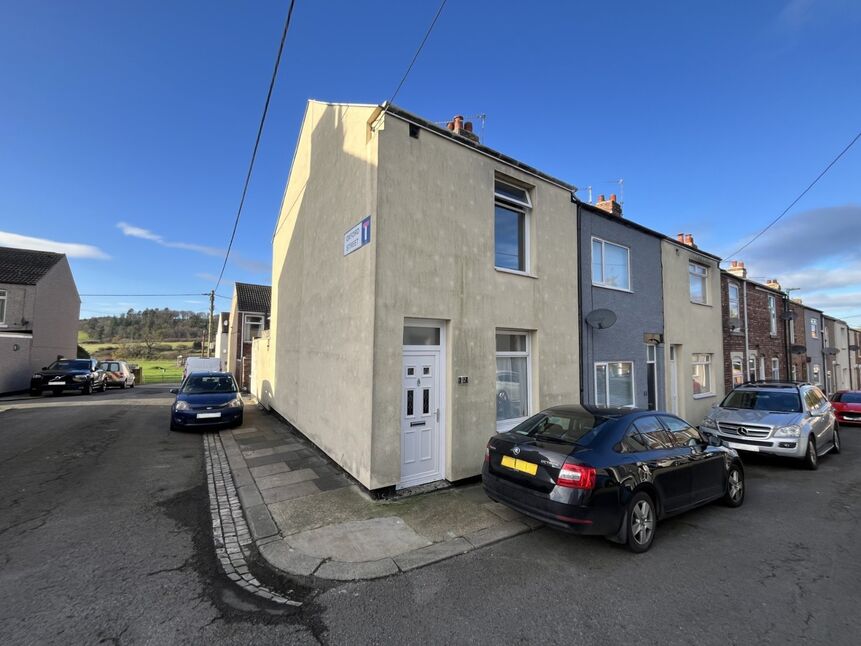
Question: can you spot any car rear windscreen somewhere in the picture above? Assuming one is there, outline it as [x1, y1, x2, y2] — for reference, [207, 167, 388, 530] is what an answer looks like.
[49, 360, 91, 370]
[510, 410, 611, 445]
[833, 392, 861, 404]
[182, 375, 236, 394]
[721, 390, 801, 413]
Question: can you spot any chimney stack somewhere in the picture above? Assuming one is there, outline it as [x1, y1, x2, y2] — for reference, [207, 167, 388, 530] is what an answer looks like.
[766, 279, 782, 291]
[727, 260, 748, 279]
[675, 233, 697, 248]
[446, 114, 479, 142]
[595, 193, 622, 217]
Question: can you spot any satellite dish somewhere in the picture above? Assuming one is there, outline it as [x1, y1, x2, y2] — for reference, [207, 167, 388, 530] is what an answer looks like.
[790, 344, 807, 355]
[781, 311, 795, 321]
[585, 309, 617, 330]
[826, 347, 840, 356]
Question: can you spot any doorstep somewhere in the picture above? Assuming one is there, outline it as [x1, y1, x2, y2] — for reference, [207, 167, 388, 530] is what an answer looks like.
[213, 403, 542, 582]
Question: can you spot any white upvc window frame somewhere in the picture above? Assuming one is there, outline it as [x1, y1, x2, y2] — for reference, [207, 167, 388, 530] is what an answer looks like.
[691, 353, 715, 398]
[810, 317, 818, 339]
[730, 352, 744, 386]
[591, 237, 632, 292]
[728, 283, 740, 320]
[771, 357, 780, 380]
[493, 179, 532, 275]
[689, 262, 709, 305]
[495, 329, 532, 433]
[0, 288, 6, 325]
[242, 314, 265, 343]
[768, 295, 778, 336]
[594, 360, 636, 408]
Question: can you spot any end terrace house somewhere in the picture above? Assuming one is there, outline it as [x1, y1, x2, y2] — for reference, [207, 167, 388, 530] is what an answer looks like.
[261, 101, 581, 491]
[0, 246, 80, 394]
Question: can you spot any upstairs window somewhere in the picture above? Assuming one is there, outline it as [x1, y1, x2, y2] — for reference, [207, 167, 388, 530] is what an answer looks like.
[494, 180, 531, 273]
[591, 238, 631, 291]
[810, 317, 818, 338]
[243, 315, 264, 343]
[0, 289, 6, 324]
[689, 263, 708, 304]
[768, 295, 777, 335]
[728, 283, 740, 320]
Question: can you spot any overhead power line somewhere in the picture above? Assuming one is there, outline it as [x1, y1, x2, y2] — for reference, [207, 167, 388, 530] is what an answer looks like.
[80, 293, 209, 297]
[384, 0, 448, 109]
[723, 128, 861, 262]
[214, 0, 297, 292]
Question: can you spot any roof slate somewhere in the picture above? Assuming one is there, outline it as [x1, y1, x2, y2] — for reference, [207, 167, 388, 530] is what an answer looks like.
[235, 282, 271, 314]
[0, 246, 65, 285]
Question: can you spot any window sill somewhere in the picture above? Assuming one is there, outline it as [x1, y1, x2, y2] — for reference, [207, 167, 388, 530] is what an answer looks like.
[592, 283, 633, 294]
[495, 267, 537, 279]
[690, 300, 711, 307]
[693, 393, 716, 400]
[496, 416, 528, 433]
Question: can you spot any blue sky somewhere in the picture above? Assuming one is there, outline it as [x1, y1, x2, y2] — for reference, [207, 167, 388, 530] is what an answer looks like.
[1, 0, 860, 322]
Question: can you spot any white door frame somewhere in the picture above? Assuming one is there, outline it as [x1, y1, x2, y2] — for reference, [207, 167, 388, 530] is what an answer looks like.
[669, 345, 679, 415]
[399, 318, 447, 489]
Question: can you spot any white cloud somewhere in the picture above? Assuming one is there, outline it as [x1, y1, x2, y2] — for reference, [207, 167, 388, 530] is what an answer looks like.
[0, 230, 110, 259]
[195, 272, 218, 282]
[117, 221, 222, 257]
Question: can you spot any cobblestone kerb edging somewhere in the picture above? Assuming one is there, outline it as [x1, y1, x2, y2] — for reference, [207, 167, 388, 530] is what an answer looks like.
[203, 432, 301, 606]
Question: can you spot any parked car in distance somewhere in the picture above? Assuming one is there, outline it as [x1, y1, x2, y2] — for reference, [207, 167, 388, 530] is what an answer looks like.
[482, 405, 744, 553]
[30, 358, 107, 396]
[183, 357, 223, 381]
[169, 372, 243, 431]
[98, 360, 135, 389]
[700, 381, 840, 470]
[830, 391, 861, 426]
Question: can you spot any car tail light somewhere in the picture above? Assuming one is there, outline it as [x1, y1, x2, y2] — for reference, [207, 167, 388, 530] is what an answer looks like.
[557, 462, 596, 489]
[484, 443, 491, 463]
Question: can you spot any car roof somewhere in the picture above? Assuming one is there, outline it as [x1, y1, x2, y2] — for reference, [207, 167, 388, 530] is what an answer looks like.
[186, 371, 233, 377]
[544, 404, 648, 418]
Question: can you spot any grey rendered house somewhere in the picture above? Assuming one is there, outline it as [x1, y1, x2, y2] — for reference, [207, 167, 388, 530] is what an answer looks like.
[0, 246, 80, 393]
[576, 196, 665, 410]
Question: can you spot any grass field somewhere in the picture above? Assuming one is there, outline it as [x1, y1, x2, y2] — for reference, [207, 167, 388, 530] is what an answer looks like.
[133, 359, 184, 384]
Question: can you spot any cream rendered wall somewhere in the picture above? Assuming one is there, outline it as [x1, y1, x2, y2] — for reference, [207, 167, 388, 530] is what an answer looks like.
[226, 291, 240, 378]
[661, 241, 724, 425]
[31, 258, 79, 370]
[251, 330, 273, 407]
[369, 114, 581, 488]
[269, 101, 379, 488]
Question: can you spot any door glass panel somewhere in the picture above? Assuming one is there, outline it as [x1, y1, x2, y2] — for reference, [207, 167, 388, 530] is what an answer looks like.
[496, 357, 528, 420]
[422, 366, 431, 376]
[406, 367, 415, 376]
[595, 364, 608, 406]
[422, 389, 430, 415]
[406, 390, 414, 417]
[403, 327, 440, 345]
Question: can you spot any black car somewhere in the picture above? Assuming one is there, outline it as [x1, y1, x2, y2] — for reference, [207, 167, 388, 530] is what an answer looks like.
[30, 358, 107, 396]
[483, 405, 744, 552]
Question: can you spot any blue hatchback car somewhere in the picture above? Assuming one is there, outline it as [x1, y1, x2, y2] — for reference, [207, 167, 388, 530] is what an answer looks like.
[169, 372, 244, 431]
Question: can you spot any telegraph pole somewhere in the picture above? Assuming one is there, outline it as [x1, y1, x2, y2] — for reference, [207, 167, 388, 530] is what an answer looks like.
[206, 290, 215, 358]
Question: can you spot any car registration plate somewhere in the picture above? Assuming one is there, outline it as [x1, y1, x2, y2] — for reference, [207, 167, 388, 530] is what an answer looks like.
[845, 415, 860, 421]
[501, 455, 538, 475]
[196, 412, 221, 419]
[49, 380, 65, 385]
[727, 442, 758, 452]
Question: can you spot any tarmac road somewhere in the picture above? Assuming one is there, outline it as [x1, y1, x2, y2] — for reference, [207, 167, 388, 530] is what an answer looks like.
[2, 385, 860, 645]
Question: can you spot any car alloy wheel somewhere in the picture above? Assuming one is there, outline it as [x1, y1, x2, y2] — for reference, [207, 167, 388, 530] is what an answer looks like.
[723, 465, 744, 507]
[804, 436, 818, 470]
[626, 492, 656, 553]
[832, 425, 841, 454]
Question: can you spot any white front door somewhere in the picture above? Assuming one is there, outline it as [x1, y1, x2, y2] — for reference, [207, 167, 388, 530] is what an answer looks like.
[400, 353, 441, 488]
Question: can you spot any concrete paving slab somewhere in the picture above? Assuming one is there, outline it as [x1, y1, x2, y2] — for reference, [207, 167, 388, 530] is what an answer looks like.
[250, 462, 294, 479]
[391, 491, 502, 542]
[393, 537, 472, 572]
[483, 501, 523, 521]
[232, 467, 255, 488]
[255, 468, 318, 491]
[287, 517, 432, 562]
[464, 520, 529, 549]
[314, 558, 399, 581]
[259, 541, 323, 577]
[237, 484, 263, 508]
[261, 479, 320, 504]
[244, 503, 279, 540]
[268, 486, 380, 536]
[242, 447, 276, 459]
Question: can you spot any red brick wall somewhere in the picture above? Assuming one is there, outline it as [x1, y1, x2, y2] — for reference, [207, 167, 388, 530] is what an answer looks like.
[721, 273, 788, 392]
[789, 301, 808, 382]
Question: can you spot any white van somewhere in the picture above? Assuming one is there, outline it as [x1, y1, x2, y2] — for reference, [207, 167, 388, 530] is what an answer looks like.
[183, 357, 223, 380]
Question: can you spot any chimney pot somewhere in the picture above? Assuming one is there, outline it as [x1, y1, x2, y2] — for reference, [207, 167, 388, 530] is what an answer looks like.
[464, 121, 473, 132]
[595, 194, 623, 217]
[677, 233, 685, 242]
[598, 194, 605, 203]
[610, 194, 617, 202]
[453, 115, 464, 131]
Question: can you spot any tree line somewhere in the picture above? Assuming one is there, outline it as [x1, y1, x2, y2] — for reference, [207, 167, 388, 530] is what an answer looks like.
[79, 308, 209, 343]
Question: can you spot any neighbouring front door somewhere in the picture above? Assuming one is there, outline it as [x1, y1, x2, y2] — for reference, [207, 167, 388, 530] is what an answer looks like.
[669, 346, 679, 415]
[401, 352, 441, 488]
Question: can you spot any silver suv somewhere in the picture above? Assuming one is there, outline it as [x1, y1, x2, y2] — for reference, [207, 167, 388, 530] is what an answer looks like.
[699, 381, 840, 470]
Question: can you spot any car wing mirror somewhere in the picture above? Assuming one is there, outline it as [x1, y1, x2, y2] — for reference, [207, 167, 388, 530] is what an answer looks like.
[169, 388, 178, 394]
[708, 435, 722, 447]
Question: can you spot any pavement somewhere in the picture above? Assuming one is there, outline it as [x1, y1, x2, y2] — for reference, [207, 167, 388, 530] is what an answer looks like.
[215, 403, 542, 582]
